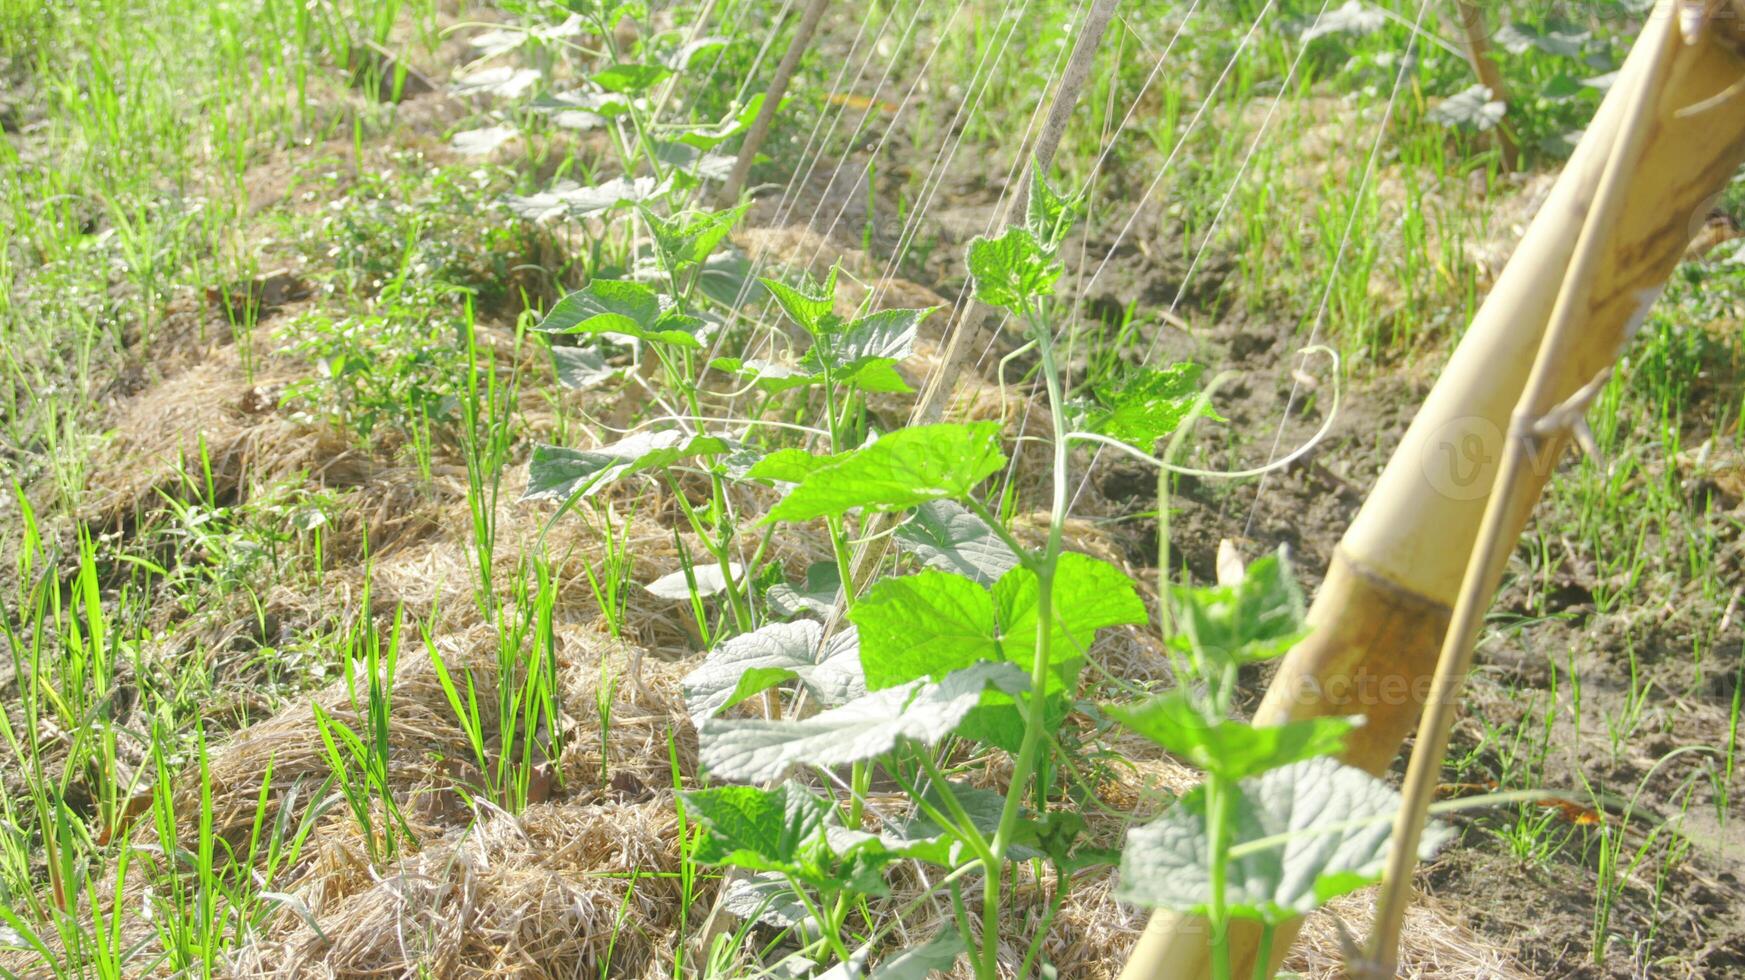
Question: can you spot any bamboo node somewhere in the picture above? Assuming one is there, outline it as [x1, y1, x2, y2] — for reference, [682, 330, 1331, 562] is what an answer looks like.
[1509, 367, 1612, 461]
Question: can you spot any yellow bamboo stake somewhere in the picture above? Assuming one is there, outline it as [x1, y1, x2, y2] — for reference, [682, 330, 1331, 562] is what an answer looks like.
[1358, 12, 1681, 975]
[1120, 5, 1745, 977]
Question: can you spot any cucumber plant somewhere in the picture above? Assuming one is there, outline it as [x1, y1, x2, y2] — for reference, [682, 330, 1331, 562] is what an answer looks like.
[658, 168, 1449, 978]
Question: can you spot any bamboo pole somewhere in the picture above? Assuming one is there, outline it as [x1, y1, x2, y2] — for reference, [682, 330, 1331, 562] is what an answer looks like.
[1359, 9, 1681, 976]
[1454, 0, 1519, 171]
[719, 0, 831, 206]
[1120, 6, 1745, 977]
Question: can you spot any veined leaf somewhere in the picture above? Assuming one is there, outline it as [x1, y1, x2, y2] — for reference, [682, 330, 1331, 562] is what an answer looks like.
[893, 500, 1020, 584]
[1080, 362, 1222, 448]
[1429, 84, 1507, 132]
[762, 266, 839, 335]
[644, 205, 745, 272]
[762, 422, 1007, 524]
[1494, 21, 1589, 57]
[1109, 693, 1360, 780]
[504, 176, 669, 222]
[850, 553, 1145, 691]
[766, 561, 844, 617]
[1170, 549, 1307, 667]
[534, 280, 709, 347]
[1117, 757, 1454, 923]
[967, 226, 1059, 312]
[1025, 162, 1082, 251]
[522, 430, 729, 504]
[721, 873, 815, 930]
[698, 662, 1025, 782]
[548, 344, 620, 391]
[747, 446, 849, 484]
[682, 620, 865, 725]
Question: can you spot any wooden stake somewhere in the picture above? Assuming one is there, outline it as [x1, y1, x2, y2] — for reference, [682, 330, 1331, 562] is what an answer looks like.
[1359, 10, 1679, 972]
[719, 0, 831, 207]
[1454, 0, 1518, 171]
[1120, 9, 1745, 978]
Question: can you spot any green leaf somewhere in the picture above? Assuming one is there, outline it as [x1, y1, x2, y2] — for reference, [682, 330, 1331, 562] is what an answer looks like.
[1494, 21, 1589, 57]
[761, 267, 839, 335]
[1170, 549, 1307, 667]
[1429, 84, 1507, 132]
[534, 280, 710, 348]
[591, 62, 672, 94]
[698, 662, 1026, 782]
[682, 620, 865, 725]
[1025, 161, 1082, 251]
[644, 205, 745, 272]
[548, 344, 620, 390]
[766, 561, 844, 617]
[802, 306, 931, 392]
[682, 782, 885, 892]
[674, 92, 766, 149]
[1117, 757, 1454, 923]
[850, 570, 999, 689]
[993, 551, 1148, 671]
[1109, 693, 1360, 781]
[645, 562, 744, 601]
[850, 553, 1145, 691]
[893, 500, 1020, 585]
[817, 929, 966, 980]
[967, 226, 1059, 312]
[1081, 362, 1222, 448]
[747, 446, 848, 484]
[884, 781, 1039, 864]
[762, 423, 1007, 524]
[522, 431, 729, 504]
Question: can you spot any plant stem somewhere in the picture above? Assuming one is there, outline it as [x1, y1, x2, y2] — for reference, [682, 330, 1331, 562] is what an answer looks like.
[1208, 774, 1234, 980]
[984, 305, 1071, 979]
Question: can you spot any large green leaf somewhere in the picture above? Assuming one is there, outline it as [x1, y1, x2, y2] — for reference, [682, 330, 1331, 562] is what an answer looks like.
[522, 431, 728, 504]
[762, 423, 1007, 524]
[1109, 693, 1360, 780]
[967, 226, 1059, 312]
[698, 662, 1025, 782]
[1117, 757, 1453, 923]
[893, 500, 1020, 585]
[682, 620, 865, 726]
[849, 553, 1145, 691]
[684, 781, 831, 873]
[848, 570, 998, 689]
[533, 280, 709, 347]
[1170, 550, 1307, 667]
